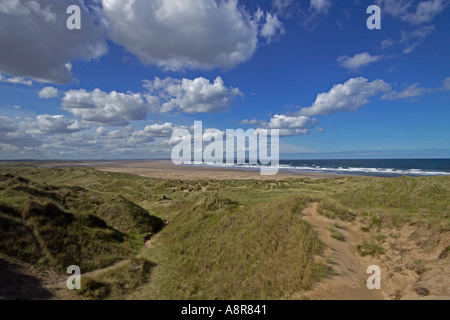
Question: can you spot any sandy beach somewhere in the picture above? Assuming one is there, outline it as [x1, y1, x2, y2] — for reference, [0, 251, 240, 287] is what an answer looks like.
[87, 160, 346, 180]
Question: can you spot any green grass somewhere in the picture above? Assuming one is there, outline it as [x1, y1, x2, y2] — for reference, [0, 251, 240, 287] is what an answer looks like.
[0, 163, 448, 300]
[330, 176, 450, 229]
[328, 224, 345, 241]
[317, 198, 356, 221]
[0, 169, 164, 272]
[78, 257, 155, 299]
[357, 240, 385, 257]
[134, 196, 325, 300]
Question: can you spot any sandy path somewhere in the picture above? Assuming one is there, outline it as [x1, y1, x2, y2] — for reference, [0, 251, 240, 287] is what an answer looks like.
[301, 203, 385, 300]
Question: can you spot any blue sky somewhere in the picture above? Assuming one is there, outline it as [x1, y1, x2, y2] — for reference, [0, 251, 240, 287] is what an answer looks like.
[0, 0, 449, 160]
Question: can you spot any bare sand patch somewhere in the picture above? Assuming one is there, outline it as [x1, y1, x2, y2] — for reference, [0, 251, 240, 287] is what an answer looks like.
[299, 203, 450, 300]
[299, 203, 384, 300]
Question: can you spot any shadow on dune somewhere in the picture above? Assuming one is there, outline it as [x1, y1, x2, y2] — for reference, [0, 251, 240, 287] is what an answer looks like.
[0, 258, 53, 300]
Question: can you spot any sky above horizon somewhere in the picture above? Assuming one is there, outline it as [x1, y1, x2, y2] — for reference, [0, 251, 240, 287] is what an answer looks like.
[0, 0, 449, 160]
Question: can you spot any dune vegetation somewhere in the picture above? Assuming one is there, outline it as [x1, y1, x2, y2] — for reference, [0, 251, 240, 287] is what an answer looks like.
[0, 163, 448, 300]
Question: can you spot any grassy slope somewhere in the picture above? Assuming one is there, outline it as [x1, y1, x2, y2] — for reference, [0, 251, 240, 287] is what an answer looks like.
[137, 195, 324, 299]
[0, 167, 164, 274]
[0, 164, 448, 299]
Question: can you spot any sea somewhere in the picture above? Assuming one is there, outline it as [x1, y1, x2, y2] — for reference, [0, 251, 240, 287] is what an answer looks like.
[201, 159, 450, 177]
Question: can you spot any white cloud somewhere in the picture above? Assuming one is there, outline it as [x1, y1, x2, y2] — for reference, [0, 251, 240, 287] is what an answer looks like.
[140, 123, 177, 138]
[0, 114, 89, 148]
[59, 76, 240, 127]
[299, 77, 391, 116]
[260, 12, 285, 43]
[0, 115, 16, 133]
[0, 131, 39, 147]
[95, 126, 134, 140]
[0, 116, 39, 147]
[62, 89, 148, 126]
[0, 0, 107, 83]
[38, 86, 59, 99]
[129, 123, 176, 143]
[310, 0, 332, 14]
[240, 119, 265, 126]
[440, 77, 450, 91]
[26, 115, 89, 135]
[0, 0, 56, 22]
[376, 0, 413, 17]
[0, 73, 32, 86]
[337, 52, 383, 71]
[144, 76, 242, 114]
[376, 0, 447, 25]
[101, 0, 277, 71]
[0, 114, 187, 158]
[266, 114, 317, 136]
[272, 0, 294, 16]
[381, 39, 395, 49]
[401, 25, 435, 53]
[382, 83, 429, 100]
[404, 0, 447, 25]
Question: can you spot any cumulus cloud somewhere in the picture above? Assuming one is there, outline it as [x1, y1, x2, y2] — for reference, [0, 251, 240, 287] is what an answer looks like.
[337, 52, 383, 71]
[382, 83, 429, 100]
[62, 89, 148, 126]
[0, 115, 16, 133]
[38, 86, 59, 99]
[0, 131, 39, 147]
[26, 115, 89, 134]
[95, 126, 125, 138]
[0, 114, 89, 148]
[128, 123, 176, 144]
[401, 25, 435, 53]
[266, 114, 317, 136]
[58, 76, 240, 126]
[376, 0, 447, 25]
[0, 0, 107, 83]
[0, 113, 189, 158]
[299, 77, 391, 116]
[143, 76, 242, 114]
[0, 116, 39, 147]
[100, 0, 281, 71]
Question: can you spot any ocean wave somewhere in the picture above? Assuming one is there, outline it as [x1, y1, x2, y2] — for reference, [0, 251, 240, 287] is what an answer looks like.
[196, 162, 450, 177]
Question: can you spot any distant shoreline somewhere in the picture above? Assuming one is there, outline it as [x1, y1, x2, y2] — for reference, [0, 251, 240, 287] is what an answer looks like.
[23, 158, 449, 179]
[85, 160, 347, 180]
